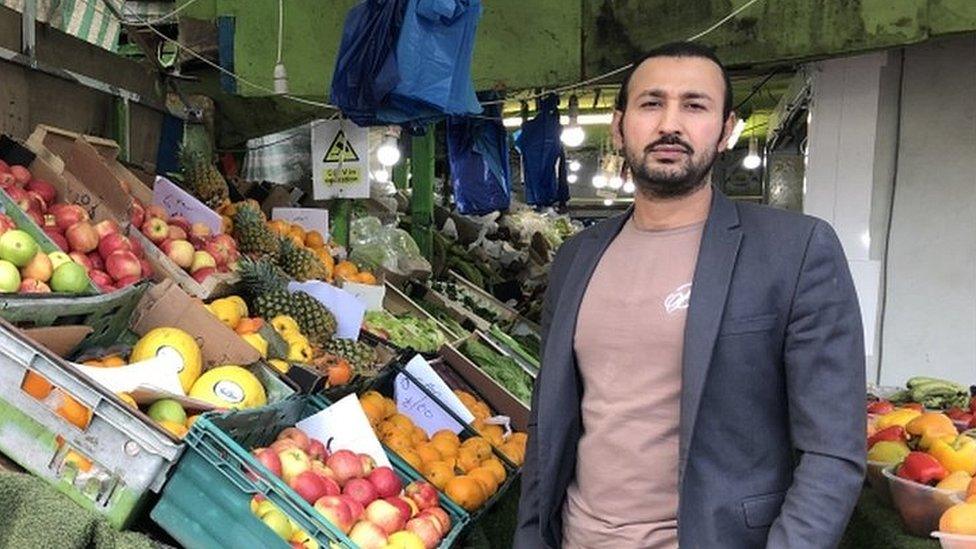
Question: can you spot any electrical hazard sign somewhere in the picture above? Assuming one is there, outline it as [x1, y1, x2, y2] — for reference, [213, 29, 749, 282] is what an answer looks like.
[312, 120, 369, 199]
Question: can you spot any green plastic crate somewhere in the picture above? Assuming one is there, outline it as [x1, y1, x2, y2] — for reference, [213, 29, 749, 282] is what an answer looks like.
[0, 282, 149, 351]
[0, 318, 182, 528]
[328, 360, 522, 524]
[151, 395, 469, 549]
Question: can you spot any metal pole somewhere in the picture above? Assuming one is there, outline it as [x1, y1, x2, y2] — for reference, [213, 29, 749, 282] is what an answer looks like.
[410, 126, 435, 259]
[21, 0, 36, 65]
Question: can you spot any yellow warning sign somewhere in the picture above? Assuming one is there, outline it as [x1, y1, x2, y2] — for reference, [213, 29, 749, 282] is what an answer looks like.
[322, 167, 362, 185]
[323, 130, 360, 163]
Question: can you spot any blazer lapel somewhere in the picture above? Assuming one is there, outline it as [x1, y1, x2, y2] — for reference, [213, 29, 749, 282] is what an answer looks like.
[678, 190, 742, 484]
[537, 211, 629, 543]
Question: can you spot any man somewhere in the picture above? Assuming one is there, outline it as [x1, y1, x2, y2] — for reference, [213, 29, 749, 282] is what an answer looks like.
[515, 42, 866, 548]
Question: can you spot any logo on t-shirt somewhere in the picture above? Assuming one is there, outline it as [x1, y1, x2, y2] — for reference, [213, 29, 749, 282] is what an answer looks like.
[664, 283, 692, 314]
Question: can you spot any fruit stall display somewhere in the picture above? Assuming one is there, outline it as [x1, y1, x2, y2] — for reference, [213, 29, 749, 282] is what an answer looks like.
[865, 376, 976, 543]
[151, 396, 469, 549]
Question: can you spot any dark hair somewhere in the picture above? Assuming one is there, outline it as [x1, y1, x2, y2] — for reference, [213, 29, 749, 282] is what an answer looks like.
[614, 41, 733, 121]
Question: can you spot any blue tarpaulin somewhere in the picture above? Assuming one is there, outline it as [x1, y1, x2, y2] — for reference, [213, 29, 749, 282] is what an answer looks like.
[447, 101, 510, 215]
[515, 94, 567, 207]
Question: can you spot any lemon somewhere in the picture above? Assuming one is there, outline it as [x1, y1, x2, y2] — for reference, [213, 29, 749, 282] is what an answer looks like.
[271, 315, 301, 337]
[130, 327, 203, 393]
[287, 337, 313, 363]
[209, 298, 242, 330]
[189, 365, 267, 409]
[267, 359, 291, 374]
[224, 295, 249, 318]
[241, 333, 269, 358]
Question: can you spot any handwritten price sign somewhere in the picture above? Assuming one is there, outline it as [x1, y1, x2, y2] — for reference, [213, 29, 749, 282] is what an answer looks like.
[394, 355, 475, 436]
[153, 177, 223, 234]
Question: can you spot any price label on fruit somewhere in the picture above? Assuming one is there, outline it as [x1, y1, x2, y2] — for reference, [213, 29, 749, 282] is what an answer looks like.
[395, 355, 475, 436]
[297, 394, 391, 468]
[153, 177, 222, 234]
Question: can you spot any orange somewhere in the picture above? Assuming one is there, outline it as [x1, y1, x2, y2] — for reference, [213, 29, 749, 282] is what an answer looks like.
[327, 361, 353, 387]
[304, 230, 325, 249]
[379, 420, 405, 440]
[399, 449, 424, 471]
[268, 220, 290, 235]
[456, 448, 482, 473]
[415, 443, 442, 464]
[471, 402, 491, 420]
[159, 420, 188, 438]
[481, 425, 505, 447]
[509, 432, 528, 447]
[355, 272, 377, 285]
[445, 475, 486, 511]
[500, 442, 525, 466]
[334, 261, 358, 280]
[423, 461, 456, 490]
[469, 467, 500, 497]
[221, 215, 234, 234]
[461, 437, 493, 462]
[57, 392, 91, 430]
[431, 430, 461, 448]
[360, 391, 386, 411]
[22, 371, 53, 400]
[288, 225, 306, 243]
[411, 427, 429, 446]
[235, 317, 264, 335]
[382, 398, 398, 419]
[82, 359, 102, 366]
[481, 458, 507, 484]
[287, 233, 305, 248]
[431, 438, 459, 460]
[362, 400, 386, 425]
[389, 413, 415, 432]
[100, 355, 126, 367]
[455, 391, 479, 410]
[385, 434, 415, 455]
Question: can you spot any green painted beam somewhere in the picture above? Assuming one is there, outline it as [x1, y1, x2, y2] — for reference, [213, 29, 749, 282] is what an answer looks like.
[330, 199, 351, 247]
[410, 127, 435, 259]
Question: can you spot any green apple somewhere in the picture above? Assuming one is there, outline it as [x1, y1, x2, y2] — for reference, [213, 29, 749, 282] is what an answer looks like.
[0, 230, 38, 267]
[260, 510, 293, 540]
[48, 251, 72, 271]
[0, 260, 21, 292]
[50, 262, 89, 293]
[147, 399, 187, 425]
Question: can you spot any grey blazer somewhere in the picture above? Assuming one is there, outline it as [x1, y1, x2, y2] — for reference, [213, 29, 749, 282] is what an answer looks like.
[515, 188, 866, 548]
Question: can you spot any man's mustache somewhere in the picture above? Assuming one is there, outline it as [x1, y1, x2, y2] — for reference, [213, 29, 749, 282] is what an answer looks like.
[644, 134, 694, 154]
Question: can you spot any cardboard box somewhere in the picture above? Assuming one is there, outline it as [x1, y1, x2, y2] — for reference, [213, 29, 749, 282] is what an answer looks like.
[130, 228, 239, 300]
[437, 339, 530, 432]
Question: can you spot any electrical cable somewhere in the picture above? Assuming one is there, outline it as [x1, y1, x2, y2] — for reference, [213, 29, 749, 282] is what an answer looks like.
[118, 0, 203, 26]
[276, 0, 284, 64]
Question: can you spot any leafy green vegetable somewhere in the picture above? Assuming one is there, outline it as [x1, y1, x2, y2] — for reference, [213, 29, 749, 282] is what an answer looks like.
[488, 325, 540, 370]
[462, 340, 534, 405]
[363, 311, 447, 353]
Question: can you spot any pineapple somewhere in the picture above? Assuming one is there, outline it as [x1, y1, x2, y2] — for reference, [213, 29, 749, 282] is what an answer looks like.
[323, 339, 377, 375]
[238, 259, 336, 345]
[233, 205, 281, 262]
[181, 151, 230, 210]
[278, 238, 328, 281]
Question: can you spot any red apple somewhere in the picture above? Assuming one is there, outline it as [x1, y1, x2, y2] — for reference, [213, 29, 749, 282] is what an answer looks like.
[161, 239, 194, 269]
[26, 179, 56, 205]
[69, 252, 93, 272]
[93, 219, 120, 240]
[340, 495, 365, 521]
[348, 520, 387, 549]
[105, 250, 141, 281]
[167, 225, 186, 241]
[66, 221, 99, 253]
[21, 251, 53, 282]
[141, 218, 169, 244]
[26, 191, 47, 214]
[25, 210, 43, 227]
[404, 481, 438, 511]
[139, 258, 153, 277]
[359, 454, 377, 477]
[89, 270, 114, 292]
[190, 250, 216, 273]
[383, 496, 413, 524]
[277, 427, 311, 450]
[0, 172, 15, 189]
[87, 252, 105, 272]
[269, 438, 301, 454]
[278, 448, 311, 484]
[419, 507, 451, 537]
[98, 233, 131, 260]
[53, 204, 88, 231]
[169, 216, 191, 233]
[0, 160, 8, 172]
[307, 439, 329, 462]
[5, 187, 31, 211]
[43, 229, 69, 251]
[342, 478, 379, 508]
[0, 214, 16, 236]
[115, 275, 141, 287]
[9, 165, 31, 185]
[128, 233, 145, 257]
[205, 237, 232, 266]
[190, 222, 211, 239]
[129, 201, 145, 229]
[290, 470, 336, 504]
[363, 498, 406, 535]
[327, 450, 365, 487]
[313, 496, 355, 534]
[406, 516, 443, 549]
[367, 467, 403, 499]
[310, 460, 339, 483]
[189, 234, 208, 251]
[19, 279, 51, 293]
[400, 496, 420, 519]
[146, 204, 168, 222]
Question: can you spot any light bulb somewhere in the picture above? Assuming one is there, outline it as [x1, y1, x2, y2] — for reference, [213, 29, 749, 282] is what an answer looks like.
[374, 169, 390, 183]
[603, 198, 614, 207]
[623, 180, 636, 194]
[567, 173, 578, 184]
[592, 174, 608, 189]
[742, 137, 761, 170]
[560, 126, 585, 148]
[608, 176, 623, 190]
[376, 132, 401, 167]
[568, 160, 581, 172]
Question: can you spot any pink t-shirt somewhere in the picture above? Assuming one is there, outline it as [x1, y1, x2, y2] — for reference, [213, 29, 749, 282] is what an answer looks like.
[562, 217, 705, 548]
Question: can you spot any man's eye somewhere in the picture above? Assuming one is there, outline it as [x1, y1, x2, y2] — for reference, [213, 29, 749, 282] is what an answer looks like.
[687, 103, 706, 111]
[641, 101, 661, 108]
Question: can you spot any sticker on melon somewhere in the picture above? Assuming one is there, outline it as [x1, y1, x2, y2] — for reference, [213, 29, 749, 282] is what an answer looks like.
[130, 328, 203, 393]
[188, 365, 267, 409]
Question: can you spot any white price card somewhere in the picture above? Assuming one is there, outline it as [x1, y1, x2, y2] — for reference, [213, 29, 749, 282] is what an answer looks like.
[297, 394, 390, 467]
[272, 208, 330, 237]
[395, 355, 475, 436]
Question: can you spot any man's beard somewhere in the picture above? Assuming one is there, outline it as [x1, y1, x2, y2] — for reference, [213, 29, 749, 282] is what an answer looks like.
[623, 133, 718, 199]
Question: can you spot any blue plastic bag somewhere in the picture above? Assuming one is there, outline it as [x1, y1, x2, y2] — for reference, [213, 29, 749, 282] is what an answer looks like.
[448, 102, 510, 215]
[515, 94, 566, 207]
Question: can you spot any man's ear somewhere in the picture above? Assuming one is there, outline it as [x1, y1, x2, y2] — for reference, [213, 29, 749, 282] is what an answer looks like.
[611, 110, 624, 151]
[717, 112, 737, 151]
